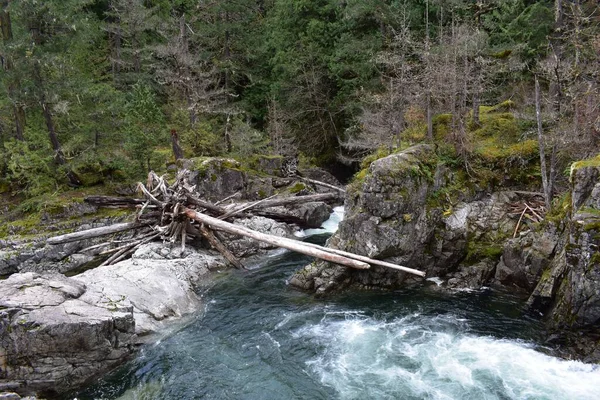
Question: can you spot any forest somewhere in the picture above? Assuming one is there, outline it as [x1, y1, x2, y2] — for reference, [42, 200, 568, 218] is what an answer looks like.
[0, 0, 598, 213]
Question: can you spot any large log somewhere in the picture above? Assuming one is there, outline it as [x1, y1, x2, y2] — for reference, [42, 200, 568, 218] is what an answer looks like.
[299, 241, 426, 278]
[85, 196, 145, 207]
[184, 209, 370, 270]
[298, 177, 346, 193]
[47, 222, 141, 245]
[224, 193, 339, 212]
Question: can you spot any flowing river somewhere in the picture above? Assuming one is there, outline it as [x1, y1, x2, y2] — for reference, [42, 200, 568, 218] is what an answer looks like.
[72, 208, 600, 400]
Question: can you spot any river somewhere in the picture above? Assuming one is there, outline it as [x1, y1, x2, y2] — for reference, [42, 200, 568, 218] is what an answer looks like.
[71, 208, 600, 400]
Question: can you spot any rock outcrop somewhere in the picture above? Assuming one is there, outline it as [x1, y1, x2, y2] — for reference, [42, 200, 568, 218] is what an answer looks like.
[290, 145, 521, 293]
[527, 164, 600, 361]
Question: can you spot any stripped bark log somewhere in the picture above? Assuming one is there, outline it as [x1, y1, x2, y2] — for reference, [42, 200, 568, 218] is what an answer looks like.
[299, 241, 426, 277]
[184, 209, 370, 270]
[47, 222, 141, 245]
[298, 177, 346, 193]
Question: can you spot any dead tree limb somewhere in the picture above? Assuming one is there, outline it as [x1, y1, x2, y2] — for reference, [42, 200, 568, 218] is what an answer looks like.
[226, 193, 339, 211]
[85, 196, 145, 207]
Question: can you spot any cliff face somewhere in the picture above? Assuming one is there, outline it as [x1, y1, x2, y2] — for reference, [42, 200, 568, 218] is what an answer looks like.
[290, 145, 600, 360]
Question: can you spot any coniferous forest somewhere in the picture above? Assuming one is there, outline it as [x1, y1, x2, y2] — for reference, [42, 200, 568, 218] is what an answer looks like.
[0, 0, 598, 212]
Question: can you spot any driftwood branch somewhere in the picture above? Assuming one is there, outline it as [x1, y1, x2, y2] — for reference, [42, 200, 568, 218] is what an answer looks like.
[224, 193, 339, 212]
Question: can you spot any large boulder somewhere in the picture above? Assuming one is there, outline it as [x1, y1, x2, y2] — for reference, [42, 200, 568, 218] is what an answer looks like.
[0, 272, 136, 398]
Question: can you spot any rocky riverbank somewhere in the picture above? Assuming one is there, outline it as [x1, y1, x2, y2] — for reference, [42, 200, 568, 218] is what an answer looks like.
[0, 157, 341, 399]
[290, 144, 600, 362]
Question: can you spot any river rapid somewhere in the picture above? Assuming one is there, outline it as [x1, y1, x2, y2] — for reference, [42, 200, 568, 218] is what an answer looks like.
[72, 208, 600, 400]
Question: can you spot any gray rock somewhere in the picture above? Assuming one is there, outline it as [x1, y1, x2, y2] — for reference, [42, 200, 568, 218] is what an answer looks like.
[0, 272, 136, 398]
[75, 243, 224, 336]
[0, 243, 225, 397]
[495, 228, 559, 291]
[191, 158, 247, 202]
[266, 202, 333, 228]
[0, 393, 22, 400]
[220, 216, 295, 258]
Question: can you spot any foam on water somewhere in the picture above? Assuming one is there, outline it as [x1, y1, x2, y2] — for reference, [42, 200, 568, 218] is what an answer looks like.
[296, 206, 345, 237]
[297, 311, 600, 400]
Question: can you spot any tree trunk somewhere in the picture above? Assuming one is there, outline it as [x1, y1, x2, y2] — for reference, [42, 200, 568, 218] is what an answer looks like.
[13, 104, 25, 141]
[535, 77, 551, 209]
[1, 2, 25, 141]
[36, 65, 81, 187]
[184, 208, 371, 270]
[426, 91, 433, 141]
[224, 113, 232, 153]
[170, 129, 184, 160]
[42, 102, 66, 165]
[113, 24, 122, 77]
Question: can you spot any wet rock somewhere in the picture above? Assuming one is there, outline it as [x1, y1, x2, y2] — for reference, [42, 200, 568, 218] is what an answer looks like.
[445, 260, 496, 290]
[266, 202, 332, 229]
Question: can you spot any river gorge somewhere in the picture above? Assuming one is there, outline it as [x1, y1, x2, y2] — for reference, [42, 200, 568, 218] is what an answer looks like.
[71, 216, 600, 400]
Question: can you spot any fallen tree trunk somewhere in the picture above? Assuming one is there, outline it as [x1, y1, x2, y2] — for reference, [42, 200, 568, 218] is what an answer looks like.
[85, 196, 144, 207]
[298, 177, 346, 193]
[299, 241, 425, 277]
[47, 222, 142, 245]
[184, 209, 370, 270]
[223, 192, 339, 212]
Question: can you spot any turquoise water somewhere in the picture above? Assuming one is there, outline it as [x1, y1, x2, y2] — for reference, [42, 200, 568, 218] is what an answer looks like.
[71, 239, 600, 400]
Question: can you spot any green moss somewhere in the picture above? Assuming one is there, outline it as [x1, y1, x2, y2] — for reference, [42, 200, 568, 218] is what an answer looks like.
[289, 182, 307, 194]
[0, 214, 42, 239]
[542, 192, 572, 227]
[433, 113, 453, 140]
[360, 147, 392, 170]
[590, 252, 600, 265]
[540, 266, 553, 282]
[583, 221, 600, 231]
[0, 180, 11, 194]
[570, 154, 600, 174]
[465, 243, 504, 265]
